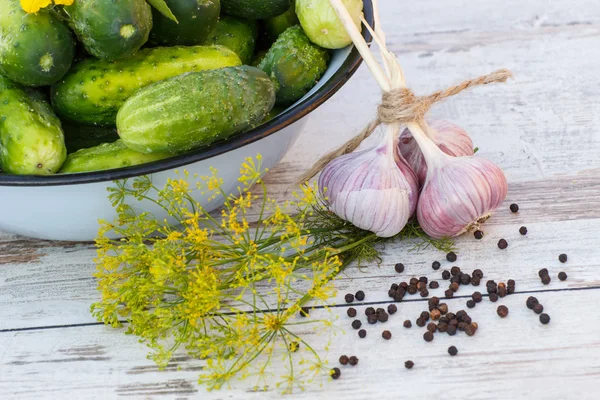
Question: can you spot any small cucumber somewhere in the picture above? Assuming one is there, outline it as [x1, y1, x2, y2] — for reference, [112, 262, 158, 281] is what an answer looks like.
[258, 25, 329, 106]
[60, 140, 170, 173]
[263, 1, 299, 43]
[63, 0, 153, 60]
[221, 0, 291, 19]
[117, 66, 276, 154]
[204, 16, 258, 65]
[296, 0, 363, 49]
[52, 45, 241, 126]
[62, 121, 120, 154]
[150, 0, 220, 46]
[0, 0, 75, 86]
[0, 76, 66, 175]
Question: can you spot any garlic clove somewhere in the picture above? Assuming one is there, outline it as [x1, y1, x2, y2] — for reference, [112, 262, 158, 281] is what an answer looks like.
[416, 156, 508, 239]
[319, 138, 418, 238]
[399, 120, 474, 186]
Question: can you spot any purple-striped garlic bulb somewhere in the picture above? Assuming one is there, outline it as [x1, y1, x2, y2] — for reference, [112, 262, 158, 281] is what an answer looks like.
[318, 136, 419, 237]
[399, 120, 474, 186]
[408, 124, 507, 239]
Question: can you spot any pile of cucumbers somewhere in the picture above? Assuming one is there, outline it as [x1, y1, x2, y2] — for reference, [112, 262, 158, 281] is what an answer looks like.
[0, 0, 349, 175]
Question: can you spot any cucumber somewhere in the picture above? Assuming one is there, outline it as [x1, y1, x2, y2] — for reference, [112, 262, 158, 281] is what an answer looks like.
[150, 0, 220, 46]
[296, 0, 363, 49]
[62, 121, 120, 153]
[204, 16, 258, 65]
[63, 0, 153, 61]
[117, 66, 276, 154]
[60, 140, 170, 173]
[258, 25, 329, 106]
[221, 0, 291, 19]
[263, 1, 298, 43]
[52, 45, 241, 126]
[0, 76, 66, 175]
[0, 0, 75, 87]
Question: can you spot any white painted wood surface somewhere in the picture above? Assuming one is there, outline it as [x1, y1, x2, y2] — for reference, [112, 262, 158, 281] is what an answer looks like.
[2, 0, 600, 398]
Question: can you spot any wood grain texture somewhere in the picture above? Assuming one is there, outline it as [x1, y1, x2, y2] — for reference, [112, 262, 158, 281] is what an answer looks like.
[1, 0, 600, 398]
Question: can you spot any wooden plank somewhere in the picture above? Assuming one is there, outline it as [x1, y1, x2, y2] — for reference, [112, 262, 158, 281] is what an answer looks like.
[1, 289, 599, 399]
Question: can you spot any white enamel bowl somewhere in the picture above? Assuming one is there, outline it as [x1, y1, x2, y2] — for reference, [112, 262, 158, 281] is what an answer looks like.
[0, 3, 373, 241]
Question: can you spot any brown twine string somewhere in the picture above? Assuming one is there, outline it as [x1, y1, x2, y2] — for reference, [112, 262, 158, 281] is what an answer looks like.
[297, 68, 513, 184]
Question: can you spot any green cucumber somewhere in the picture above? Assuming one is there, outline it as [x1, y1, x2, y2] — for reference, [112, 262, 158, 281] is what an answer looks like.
[150, 0, 220, 46]
[62, 121, 119, 153]
[63, 0, 153, 61]
[263, 1, 298, 43]
[117, 66, 276, 154]
[221, 0, 291, 19]
[52, 45, 241, 126]
[258, 25, 329, 106]
[60, 140, 170, 173]
[0, 0, 75, 87]
[204, 16, 258, 65]
[296, 0, 363, 49]
[0, 76, 66, 175]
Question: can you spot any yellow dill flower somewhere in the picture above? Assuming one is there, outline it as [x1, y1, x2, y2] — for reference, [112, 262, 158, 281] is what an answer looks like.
[20, 0, 73, 13]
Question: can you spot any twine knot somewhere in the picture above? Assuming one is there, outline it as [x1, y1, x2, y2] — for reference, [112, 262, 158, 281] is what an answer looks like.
[378, 88, 429, 125]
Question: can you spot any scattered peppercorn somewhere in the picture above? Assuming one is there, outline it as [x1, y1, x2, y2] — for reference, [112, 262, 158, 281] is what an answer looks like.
[538, 268, 548, 278]
[442, 270, 451, 280]
[348, 356, 359, 366]
[540, 313, 551, 324]
[367, 314, 378, 324]
[519, 226, 528, 235]
[456, 310, 467, 320]
[558, 271, 567, 281]
[395, 263, 405, 273]
[541, 275, 551, 285]
[457, 322, 467, 331]
[419, 311, 430, 321]
[400, 282, 408, 290]
[447, 324, 457, 336]
[450, 282, 460, 292]
[533, 303, 544, 314]
[410, 277, 419, 286]
[473, 269, 484, 279]
[451, 266, 461, 276]
[448, 346, 458, 356]
[450, 275, 461, 284]
[497, 239, 508, 249]
[430, 309, 441, 321]
[526, 296, 539, 309]
[419, 276, 428, 284]
[472, 292, 483, 303]
[474, 230, 484, 239]
[460, 273, 472, 285]
[377, 311, 389, 323]
[416, 318, 426, 327]
[432, 261, 441, 270]
[417, 281, 427, 291]
[510, 203, 519, 213]
[464, 323, 476, 336]
[405, 360, 414, 369]
[423, 331, 434, 342]
[352, 320, 362, 329]
[345, 293, 354, 303]
[497, 286, 507, 298]
[427, 322, 437, 333]
[559, 253, 568, 263]
[300, 307, 310, 317]
[387, 304, 398, 315]
[486, 281, 498, 294]
[391, 283, 399, 291]
[355, 290, 365, 301]
[437, 322, 448, 333]
[467, 300, 476, 309]
[347, 308, 357, 318]
[438, 303, 449, 314]
[445, 289, 454, 298]
[420, 289, 429, 298]
[339, 355, 349, 365]
[365, 307, 375, 316]
[497, 305, 509, 318]
[403, 320, 412, 328]
[330, 368, 341, 379]
[408, 285, 417, 295]
[358, 329, 367, 338]
[446, 252, 457, 262]
[382, 330, 392, 340]
[471, 277, 481, 286]
[429, 281, 440, 289]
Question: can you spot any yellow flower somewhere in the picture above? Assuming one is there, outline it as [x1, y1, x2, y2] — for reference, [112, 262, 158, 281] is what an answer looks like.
[21, 0, 73, 14]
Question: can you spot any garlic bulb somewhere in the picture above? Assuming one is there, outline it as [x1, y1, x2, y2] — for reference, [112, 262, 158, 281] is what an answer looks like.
[318, 136, 419, 238]
[399, 120, 474, 186]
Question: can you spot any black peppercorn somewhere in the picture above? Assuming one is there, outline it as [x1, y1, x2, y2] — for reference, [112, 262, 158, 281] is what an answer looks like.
[348, 356, 359, 366]
[472, 292, 483, 303]
[457, 322, 467, 331]
[300, 307, 310, 317]
[526, 296, 539, 309]
[442, 270, 451, 280]
[558, 271, 567, 281]
[497, 286, 507, 298]
[365, 307, 375, 316]
[450, 282, 459, 292]
[471, 277, 481, 286]
[446, 252, 457, 262]
[382, 330, 392, 340]
[417, 281, 427, 291]
[444, 289, 454, 298]
[497, 305, 509, 318]
[445, 312, 455, 321]
[378, 312, 389, 323]
[347, 308, 357, 318]
[451, 266, 461, 276]
[420, 289, 429, 298]
[409, 277, 419, 286]
[437, 322, 448, 333]
[344, 293, 354, 303]
[497, 238, 508, 249]
[541, 275, 551, 285]
[388, 289, 397, 298]
[339, 355, 349, 365]
[519, 226, 528, 235]
[393, 290, 405, 302]
[430, 309, 441, 321]
[438, 303, 449, 314]
[428, 296, 440, 308]
[367, 314, 378, 324]
[387, 304, 398, 315]
[355, 290, 365, 301]
[429, 281, 440, 289]
[474, 230, 484, 239]
[456, 310, 467, 320]
[404, 360, 414, 369]
[464, 324, 476, 336]
[400, 282, 408, 290]
[358, 329, 367, 338]
[489, 293, 498, 302]
[427, 322, 437, 333]
[432, 261, 441, 270]
[462, 315, 472, 325]
[416, 318, 426, 327]
[419, 276, 428, 284]
[539, 313, 551, 324]
[533, 303, 544, 314]
[391, 283, 399, 291]
[486, 281, 498, 294]
[330, 367, 341, 379]
[460, 274, 472, 285]
[467, 299, 476, 308]
[403, 320, 412, 328]
[473, 269, 484, 279]
[507, 279, 516, 287]
[423, 331, 434, 342]
[510, 203, 519, 213]
[352, 320, 362, 330]
[395, 263, 405, 273]
[407, 285, 417, 295]
[448, 346, 458, 356]
[420, 311, 430, 321]
[447, 324, 457, 336]
[538, 268, 549, 278]
[558, 254, 567, 263]
[450, 275, 461, 284]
